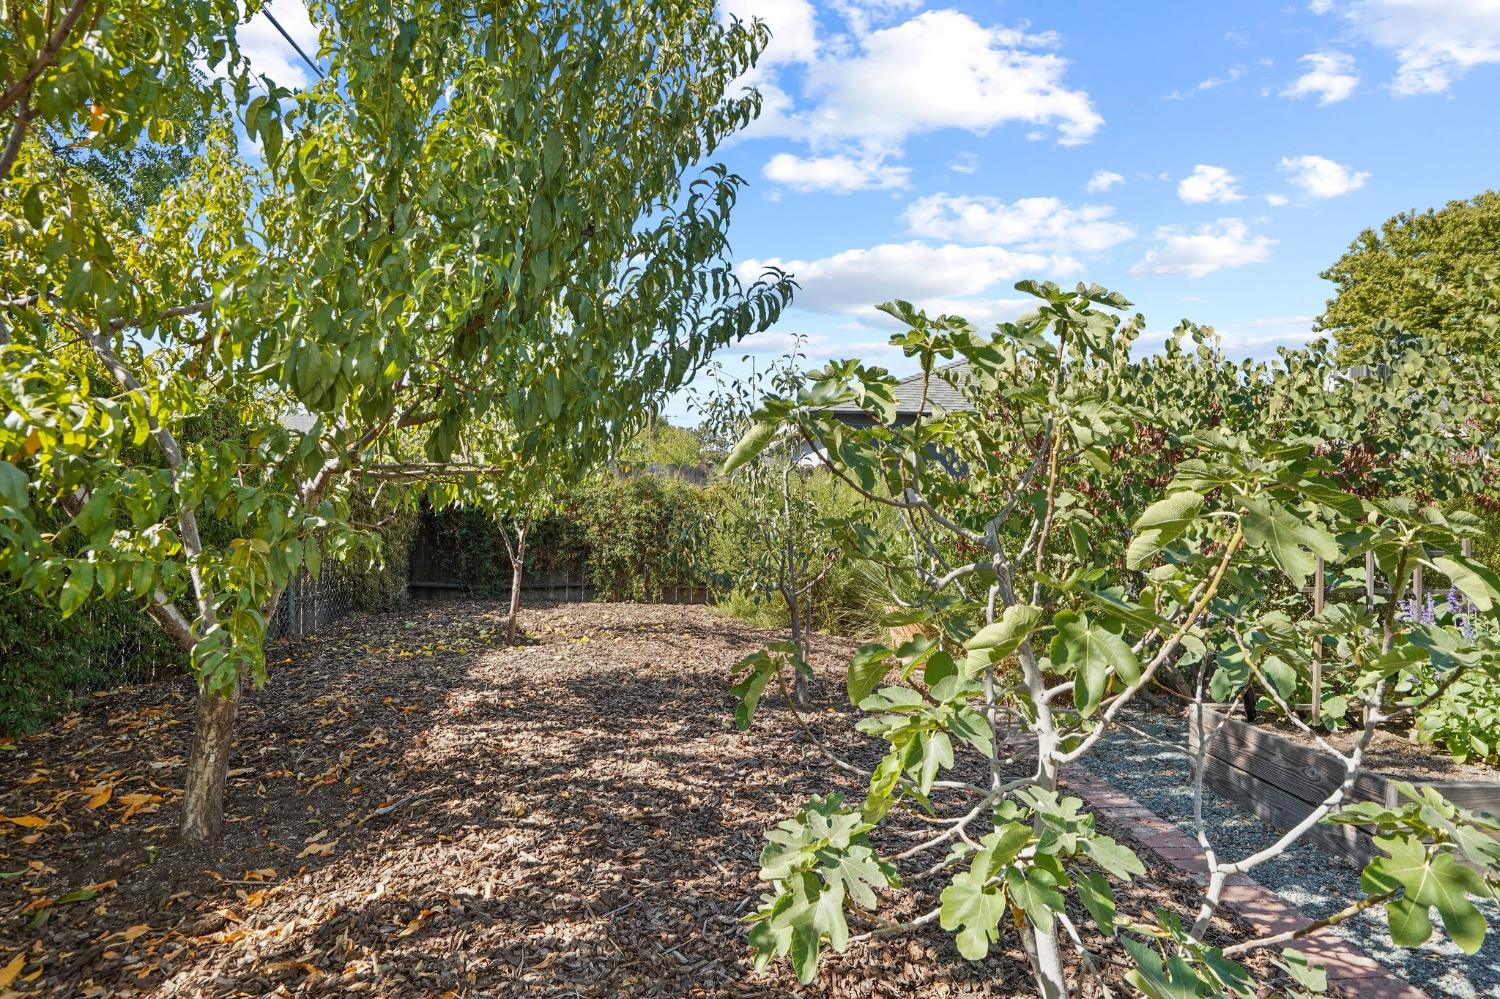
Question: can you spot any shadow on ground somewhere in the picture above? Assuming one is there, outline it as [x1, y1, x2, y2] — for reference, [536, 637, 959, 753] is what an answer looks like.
[2, 602, 1046, 997]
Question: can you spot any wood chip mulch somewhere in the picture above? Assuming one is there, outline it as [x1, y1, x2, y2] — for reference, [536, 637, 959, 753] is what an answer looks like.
[0, 601, 1275, 997]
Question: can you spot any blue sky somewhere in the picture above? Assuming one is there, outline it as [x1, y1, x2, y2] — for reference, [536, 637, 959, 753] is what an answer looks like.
[684, 0, 1500, 405]
[242, 1, 1500, 417]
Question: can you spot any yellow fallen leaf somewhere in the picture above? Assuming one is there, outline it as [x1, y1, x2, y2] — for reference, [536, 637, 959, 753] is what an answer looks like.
[296, 839, 336, 859]
[118, 793, 163, 822]
[86, 786, 113, 810]
[1, 815, 47, 829]
[119, 924, 151, 943]
[0, 952, 24, 988]
[302, 829, 328, 844]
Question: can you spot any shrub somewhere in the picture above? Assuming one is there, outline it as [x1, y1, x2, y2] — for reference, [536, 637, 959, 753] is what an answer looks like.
[0, 590, 182, 736]
[423, 474, 708, 602]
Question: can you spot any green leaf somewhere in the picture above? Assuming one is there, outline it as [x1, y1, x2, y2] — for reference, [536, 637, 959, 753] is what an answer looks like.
[918, 730, 954, 794]
[1202, 948, 1257, 997]
[939, 866, 1008, 959]
[1242, 498, 1340, 589]
[1262, 655, 1299, 701]
[1076, 871, 1116, 936]
[1126, 490, 1203, 570]
[964, 604, 1043, 671]
[847, 643, 895, 706]
[1005, 865, 1064, 934]
[722, 421, 780, 475]
[59, 563, 94, 618]
[1385, 896, 1434, 948]
[730, 649, 783, 730]
[0, 462, 28, 508]
[1049, 611, 1140, 717]
[1363, 835, 1489, 953]
[1432, 554, 1500, 614]
[1082, 834, 1146, 880]
[1122, 937, 1201, 999]
[1278, 949, 1327, 993]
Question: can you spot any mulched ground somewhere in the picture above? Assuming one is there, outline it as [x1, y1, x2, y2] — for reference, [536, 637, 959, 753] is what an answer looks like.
[1, 601, 1272, 997]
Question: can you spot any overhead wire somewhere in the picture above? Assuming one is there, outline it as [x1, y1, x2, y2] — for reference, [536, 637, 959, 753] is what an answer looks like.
[261, 6, 325, 81]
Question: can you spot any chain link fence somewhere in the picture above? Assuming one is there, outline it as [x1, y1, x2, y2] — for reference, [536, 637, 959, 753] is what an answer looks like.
[267, 563, 357, 640]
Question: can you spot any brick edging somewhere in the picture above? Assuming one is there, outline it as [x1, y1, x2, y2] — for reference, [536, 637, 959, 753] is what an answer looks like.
[1062, 770, 1427, 999]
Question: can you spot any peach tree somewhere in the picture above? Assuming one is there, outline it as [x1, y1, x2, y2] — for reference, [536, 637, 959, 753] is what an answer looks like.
[0, 0, 792, 839]
[724, 281, 1500, 997]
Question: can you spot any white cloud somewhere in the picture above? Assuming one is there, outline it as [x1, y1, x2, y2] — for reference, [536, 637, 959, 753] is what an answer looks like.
[237, 0, 320, 89]
[1266, 193, 1291, 207]
[1280, 51, 1360, 104]
[1130, 219, 1274, 279]
[735, 329, 900, 363]
[1213, 315, 1320, 352]
[1085, 170, 1125, 193]
[900, 295, 1044, 327]
[1195, 65, 1247, 92]
[904, 194, 1135, 254]
[752, 10, 1101, 147]
[1317, 0, 1500, 95]
[721, 0, 820, 65]
[829, 0, 924, 35]
[1279, 155, 1370, 198]
[1138, 314, 1318, 356]
[948, 152, 980, 174]
[1165, 65, 1250, 100]
[741, 241, 1080, 316]
[1177, 165, 1245, 204]
[763, 151, 910, 192]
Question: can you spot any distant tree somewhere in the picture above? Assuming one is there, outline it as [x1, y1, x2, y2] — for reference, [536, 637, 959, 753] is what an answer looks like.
[51, 87, 209, 227]
[620, 422, 705, 468]
[1317, 190, 1500, 357]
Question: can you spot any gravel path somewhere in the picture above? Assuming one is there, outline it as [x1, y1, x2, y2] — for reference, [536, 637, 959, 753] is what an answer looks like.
[1078, 707, 1500, 997]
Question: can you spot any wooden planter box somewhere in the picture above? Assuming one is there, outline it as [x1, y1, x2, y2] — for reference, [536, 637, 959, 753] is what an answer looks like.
[1188, 706, 1500, 865]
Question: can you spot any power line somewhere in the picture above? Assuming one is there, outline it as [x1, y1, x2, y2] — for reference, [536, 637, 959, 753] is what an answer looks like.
[261, 7, 324, 81]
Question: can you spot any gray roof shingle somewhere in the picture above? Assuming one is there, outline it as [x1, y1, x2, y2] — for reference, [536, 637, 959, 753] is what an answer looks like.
[831, 361, 974, 417]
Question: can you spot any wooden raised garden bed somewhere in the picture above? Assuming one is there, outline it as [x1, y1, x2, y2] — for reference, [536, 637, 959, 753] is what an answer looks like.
[1189, 705, 1500, 865]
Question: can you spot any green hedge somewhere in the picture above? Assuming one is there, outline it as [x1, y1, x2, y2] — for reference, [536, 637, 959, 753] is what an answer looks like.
[424, 475, 706, 601]
[346, 494, 422, 613]
[420, 470, 892, 639]
[0, 590, 183, 736]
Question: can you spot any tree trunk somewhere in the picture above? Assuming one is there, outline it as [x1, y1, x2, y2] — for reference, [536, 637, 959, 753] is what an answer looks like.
[781, 468, 811, 706]
[1021, 753, 1071, 998]
[1020, 923, 1071, 999]
[506, 516, 530, 646]
[180, 684, 240, 842]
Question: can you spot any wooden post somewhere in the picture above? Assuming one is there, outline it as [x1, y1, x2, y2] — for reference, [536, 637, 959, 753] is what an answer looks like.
[1311, 557, 1325, 727]
[1412, 563, 1424, 616]
[1462, 538, 1474, 558]
[1365, 549, 1376, 614]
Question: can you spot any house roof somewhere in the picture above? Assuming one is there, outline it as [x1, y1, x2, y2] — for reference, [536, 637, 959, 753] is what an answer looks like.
[831, 361, 974, 417]
[280, 409, 317, 433]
